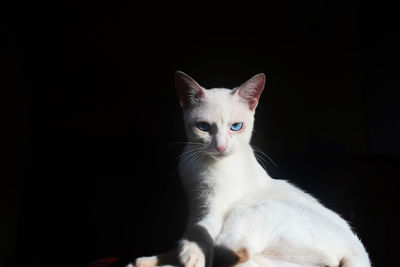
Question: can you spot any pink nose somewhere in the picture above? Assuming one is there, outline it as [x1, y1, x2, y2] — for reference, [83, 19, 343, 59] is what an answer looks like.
[216, 145, 227, 153]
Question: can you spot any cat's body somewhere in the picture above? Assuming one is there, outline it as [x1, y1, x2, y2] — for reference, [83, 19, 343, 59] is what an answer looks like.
[179, 139, 368, 267]
[133, 72, 370, 267]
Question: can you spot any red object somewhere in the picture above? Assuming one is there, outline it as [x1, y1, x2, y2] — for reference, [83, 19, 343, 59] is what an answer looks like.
[87, 257, 121, 267]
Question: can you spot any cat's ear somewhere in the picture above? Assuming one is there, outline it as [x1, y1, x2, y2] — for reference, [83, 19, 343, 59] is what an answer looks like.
[175, 71, 206, 110]
[233, 73, 265, 111]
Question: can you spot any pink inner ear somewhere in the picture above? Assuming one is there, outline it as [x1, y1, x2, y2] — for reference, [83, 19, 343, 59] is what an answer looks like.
[175, 71, 205, 110]
[238, 91, 259, 110]
[247, 98, 259, 110]
[237, 74, 265, 110]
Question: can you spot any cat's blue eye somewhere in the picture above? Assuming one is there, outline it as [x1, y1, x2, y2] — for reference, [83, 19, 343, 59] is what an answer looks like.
[197, 122, 211, 132]
[230, 122, 243, 131]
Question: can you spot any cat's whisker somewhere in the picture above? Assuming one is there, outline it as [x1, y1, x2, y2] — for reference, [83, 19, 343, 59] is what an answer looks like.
[199, 151, 208, 162]
[254, 153, 267, 170]
[174, 146, 204, 162]
[177, 153, 197, 166]
[191, 151, 206, 166]
[252, 146, 278, 168]
[184, 154, 201, 170]
[179, 147, 208, 171]
[254, 150, 275, 168]
[257, 153, 269, 170]
[180, 152, 196, 171]
[176, 149, 196, 160]
[168, 142, 200, 153]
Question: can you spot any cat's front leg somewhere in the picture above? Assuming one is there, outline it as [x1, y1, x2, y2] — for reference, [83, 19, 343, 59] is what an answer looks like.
[134, 250, 180, 267]
[178, 240, 206, 267]
[132, 239, 207, 267]
[178, 224, 214, 267]
[133, 224, 213, 267]
[134, 256, 158, 267]
[134, 218, 220, 267]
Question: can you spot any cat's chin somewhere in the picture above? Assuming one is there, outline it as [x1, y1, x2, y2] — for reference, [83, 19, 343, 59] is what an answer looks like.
[208, 151, 233, 159]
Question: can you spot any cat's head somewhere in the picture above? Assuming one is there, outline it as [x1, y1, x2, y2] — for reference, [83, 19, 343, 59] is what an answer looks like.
[176, 71, 265, 159]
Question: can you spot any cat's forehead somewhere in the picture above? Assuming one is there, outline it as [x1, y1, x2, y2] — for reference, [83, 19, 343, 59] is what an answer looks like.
[186, 87, 252, 121]
[205, 88, 233, 104]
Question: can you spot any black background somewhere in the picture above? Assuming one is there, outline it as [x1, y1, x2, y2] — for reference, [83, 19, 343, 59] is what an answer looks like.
[2, 1, 400, 267]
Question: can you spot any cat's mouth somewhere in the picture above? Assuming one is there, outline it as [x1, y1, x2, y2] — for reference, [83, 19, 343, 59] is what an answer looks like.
[214, 153, 229, 158]
[183, 144, 232, 161]
[206, 149, 232, 159]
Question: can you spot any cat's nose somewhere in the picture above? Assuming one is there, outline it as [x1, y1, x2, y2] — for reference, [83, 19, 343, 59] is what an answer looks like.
[216, 145, 227, 153]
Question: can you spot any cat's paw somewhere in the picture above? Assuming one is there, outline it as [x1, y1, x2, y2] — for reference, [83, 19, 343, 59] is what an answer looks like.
[178, 240, 205, 267]
[135, 256, 158, 267]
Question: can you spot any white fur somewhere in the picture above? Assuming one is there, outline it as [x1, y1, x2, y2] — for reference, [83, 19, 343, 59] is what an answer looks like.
[178, 83, 371, 267]
[178, 240, 206, 267]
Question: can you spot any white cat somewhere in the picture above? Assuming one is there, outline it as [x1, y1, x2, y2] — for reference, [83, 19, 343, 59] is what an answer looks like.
[132, 72, 371, 267]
